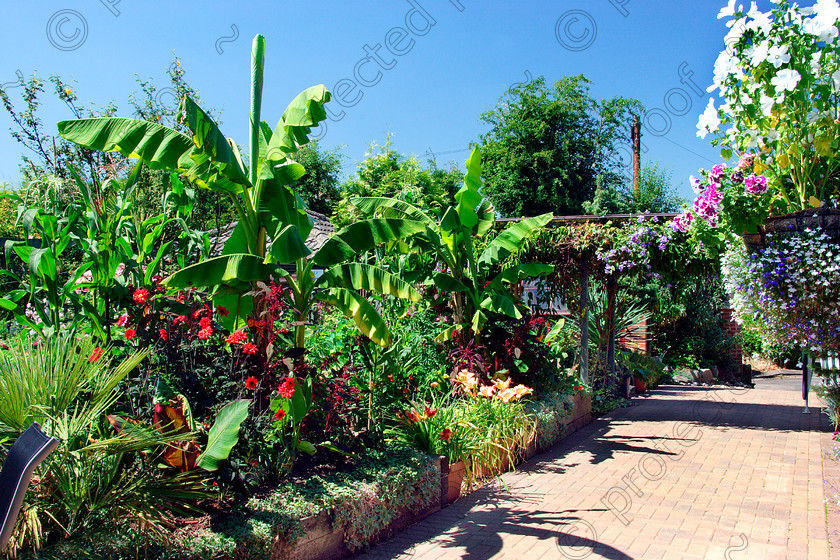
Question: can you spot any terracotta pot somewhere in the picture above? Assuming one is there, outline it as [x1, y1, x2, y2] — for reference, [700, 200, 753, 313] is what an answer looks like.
[633, 376, 646, 394]
[741, 207, 840, 252]
[446, 460, 466, 503]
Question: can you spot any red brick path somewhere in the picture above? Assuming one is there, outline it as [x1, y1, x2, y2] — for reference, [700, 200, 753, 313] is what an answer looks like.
[358, 373, 831, 560]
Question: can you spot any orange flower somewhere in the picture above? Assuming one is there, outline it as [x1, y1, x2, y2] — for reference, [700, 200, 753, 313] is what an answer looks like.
[492, 377, 512, 392]
[455, 370, 479, 395]
[478, 385, 496, 398]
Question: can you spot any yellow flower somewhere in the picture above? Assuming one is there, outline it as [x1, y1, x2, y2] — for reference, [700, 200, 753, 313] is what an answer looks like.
[64, 87, 71, 96]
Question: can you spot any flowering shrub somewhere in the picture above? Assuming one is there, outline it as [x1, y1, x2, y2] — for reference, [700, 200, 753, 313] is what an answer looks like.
[673, 156, 772, 251]
[698, 0, 840, 212]
[722, 223, 840, 353]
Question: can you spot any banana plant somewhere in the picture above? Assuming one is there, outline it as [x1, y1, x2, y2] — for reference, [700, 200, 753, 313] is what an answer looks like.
[57, 34, 422, 348]
[351, 147, 555, 343]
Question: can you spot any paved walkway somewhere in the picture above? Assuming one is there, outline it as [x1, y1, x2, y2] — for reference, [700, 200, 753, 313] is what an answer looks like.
[359, 373, 832, 560]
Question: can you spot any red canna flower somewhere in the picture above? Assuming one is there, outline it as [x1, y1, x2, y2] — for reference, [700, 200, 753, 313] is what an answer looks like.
[199, 316, 212, 329]
[124, 328, 136, 340]
[159, 329, 169, 341]
[440, 428, 452, 442]
[193, 308, 204, 319]
[275, 409, 286, 420]
[88, 347, 103, 363]
[244, 376, 259, 390]
[227, 330, 248, 345]
[198, 327, 212, 340]
[277, 377, 295, 399]
[133, 288, 150, 305]
[242, 342, 258, 355]
[172, 315, 187, 326]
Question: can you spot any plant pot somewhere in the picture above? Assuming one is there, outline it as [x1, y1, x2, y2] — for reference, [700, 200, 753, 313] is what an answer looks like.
[446, 460, 466, 503]
[633, 376, 646, 394]
[741, 207, 840, 252]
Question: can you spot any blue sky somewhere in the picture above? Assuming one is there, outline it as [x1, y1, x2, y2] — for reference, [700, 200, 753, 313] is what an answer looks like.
[0, 0, 775, 203]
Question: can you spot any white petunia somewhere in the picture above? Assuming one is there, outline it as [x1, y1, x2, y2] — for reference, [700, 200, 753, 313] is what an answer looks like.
[767, 45, 791, 68]
[764, 128, 780, 143]
[746, 3, 774, 32]
[718, 0, 743, 19]
[771, 68, 802, 91]
[811, 52, 823, 74]
[697, 98, 721, 138]
[751, 42, 770, 66]
[814, 0, 840, 28]
[759, 91, 776, 116]
[833, 68, 840, 89]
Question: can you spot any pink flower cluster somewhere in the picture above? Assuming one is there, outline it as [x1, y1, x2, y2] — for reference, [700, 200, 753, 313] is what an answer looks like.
[672, 154, 768, 232]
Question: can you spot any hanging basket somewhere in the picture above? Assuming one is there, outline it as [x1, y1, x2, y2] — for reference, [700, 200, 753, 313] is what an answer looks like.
[741, 207, 840, 252]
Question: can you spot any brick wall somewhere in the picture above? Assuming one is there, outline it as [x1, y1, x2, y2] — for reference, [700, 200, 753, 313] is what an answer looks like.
[618, 318, 649, 354]
[720, 308, 743, 374]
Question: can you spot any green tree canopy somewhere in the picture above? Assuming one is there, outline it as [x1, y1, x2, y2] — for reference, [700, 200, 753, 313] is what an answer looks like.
[582, 163, 685, 215]
[332, 138, 462, 228]
[479, 75, 643, 218]
[291, 141, 343, 217]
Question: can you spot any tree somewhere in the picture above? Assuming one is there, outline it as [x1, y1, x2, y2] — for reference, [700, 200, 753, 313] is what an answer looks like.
[352, 147, 553, 344]
[291, 141, 343, 217]
[582, 163, 685, 215]
[479, 75, 643, 217]
[332, 137, 462, 228]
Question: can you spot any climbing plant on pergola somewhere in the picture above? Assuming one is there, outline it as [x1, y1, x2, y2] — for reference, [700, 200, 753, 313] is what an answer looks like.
[501, 213, 718, 390]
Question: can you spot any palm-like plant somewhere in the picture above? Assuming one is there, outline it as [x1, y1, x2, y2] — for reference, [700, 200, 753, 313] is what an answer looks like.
[0, 336, 212, 555]
[352, 147, 554, 344]
[58, 34, 421, 349]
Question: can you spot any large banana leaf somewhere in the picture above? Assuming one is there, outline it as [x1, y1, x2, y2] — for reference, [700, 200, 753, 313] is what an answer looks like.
[480, 293, 524, 319]
[316, 288, 391, 347]
[318, 263, 421, 301]
[267, 224, 311, 264]
[162, 254, 272, 289]
[258, 170, 313, 241]
[179, 97, 249, 186]
[57, 118, 194, 171]
[313, 218, 427, 268]
[454, 147, 483, 229]
[350, 197, 436, 225]
[264, 85, 331, 163]
[476, 213, 553, 273]
[196, 399, 250, 472]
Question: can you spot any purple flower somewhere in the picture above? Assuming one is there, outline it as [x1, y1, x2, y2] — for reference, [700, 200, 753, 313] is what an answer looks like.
[730, 170, 744, 184]
[744, 174, 768, 194]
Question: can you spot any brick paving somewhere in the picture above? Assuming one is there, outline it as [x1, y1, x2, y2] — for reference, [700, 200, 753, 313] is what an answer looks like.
[358, 372, 831, 560]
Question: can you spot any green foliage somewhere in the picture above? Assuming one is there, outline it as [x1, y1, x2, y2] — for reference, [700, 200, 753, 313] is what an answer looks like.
[814, 369, 840, 431]
[524, 391, 574, 450]
[0, 335, 210, 557]
[291, 141, 343, 217]
[332, 138, 461, 228]
[652, 274, 736, 374]
[479, 75, 643, 217]
[582, 163, 685, 215]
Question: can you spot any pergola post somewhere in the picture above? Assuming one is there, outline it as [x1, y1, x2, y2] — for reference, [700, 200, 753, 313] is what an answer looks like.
[580, 258, 590, 385]
[606, 273, 617, 382]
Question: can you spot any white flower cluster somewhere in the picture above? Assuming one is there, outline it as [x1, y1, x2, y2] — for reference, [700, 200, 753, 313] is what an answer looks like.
[698, 0, 840, 157]
[722, 224, 840, 353]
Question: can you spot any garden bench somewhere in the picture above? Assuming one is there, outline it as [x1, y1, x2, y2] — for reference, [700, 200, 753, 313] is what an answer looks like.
[0, 423, 59, 552]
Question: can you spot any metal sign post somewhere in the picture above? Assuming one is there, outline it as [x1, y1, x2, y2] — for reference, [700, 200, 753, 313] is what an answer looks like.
[802, 351, 811, 414]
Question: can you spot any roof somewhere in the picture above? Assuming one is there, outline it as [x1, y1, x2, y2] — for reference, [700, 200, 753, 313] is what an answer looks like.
[206, 210, 335, 259]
